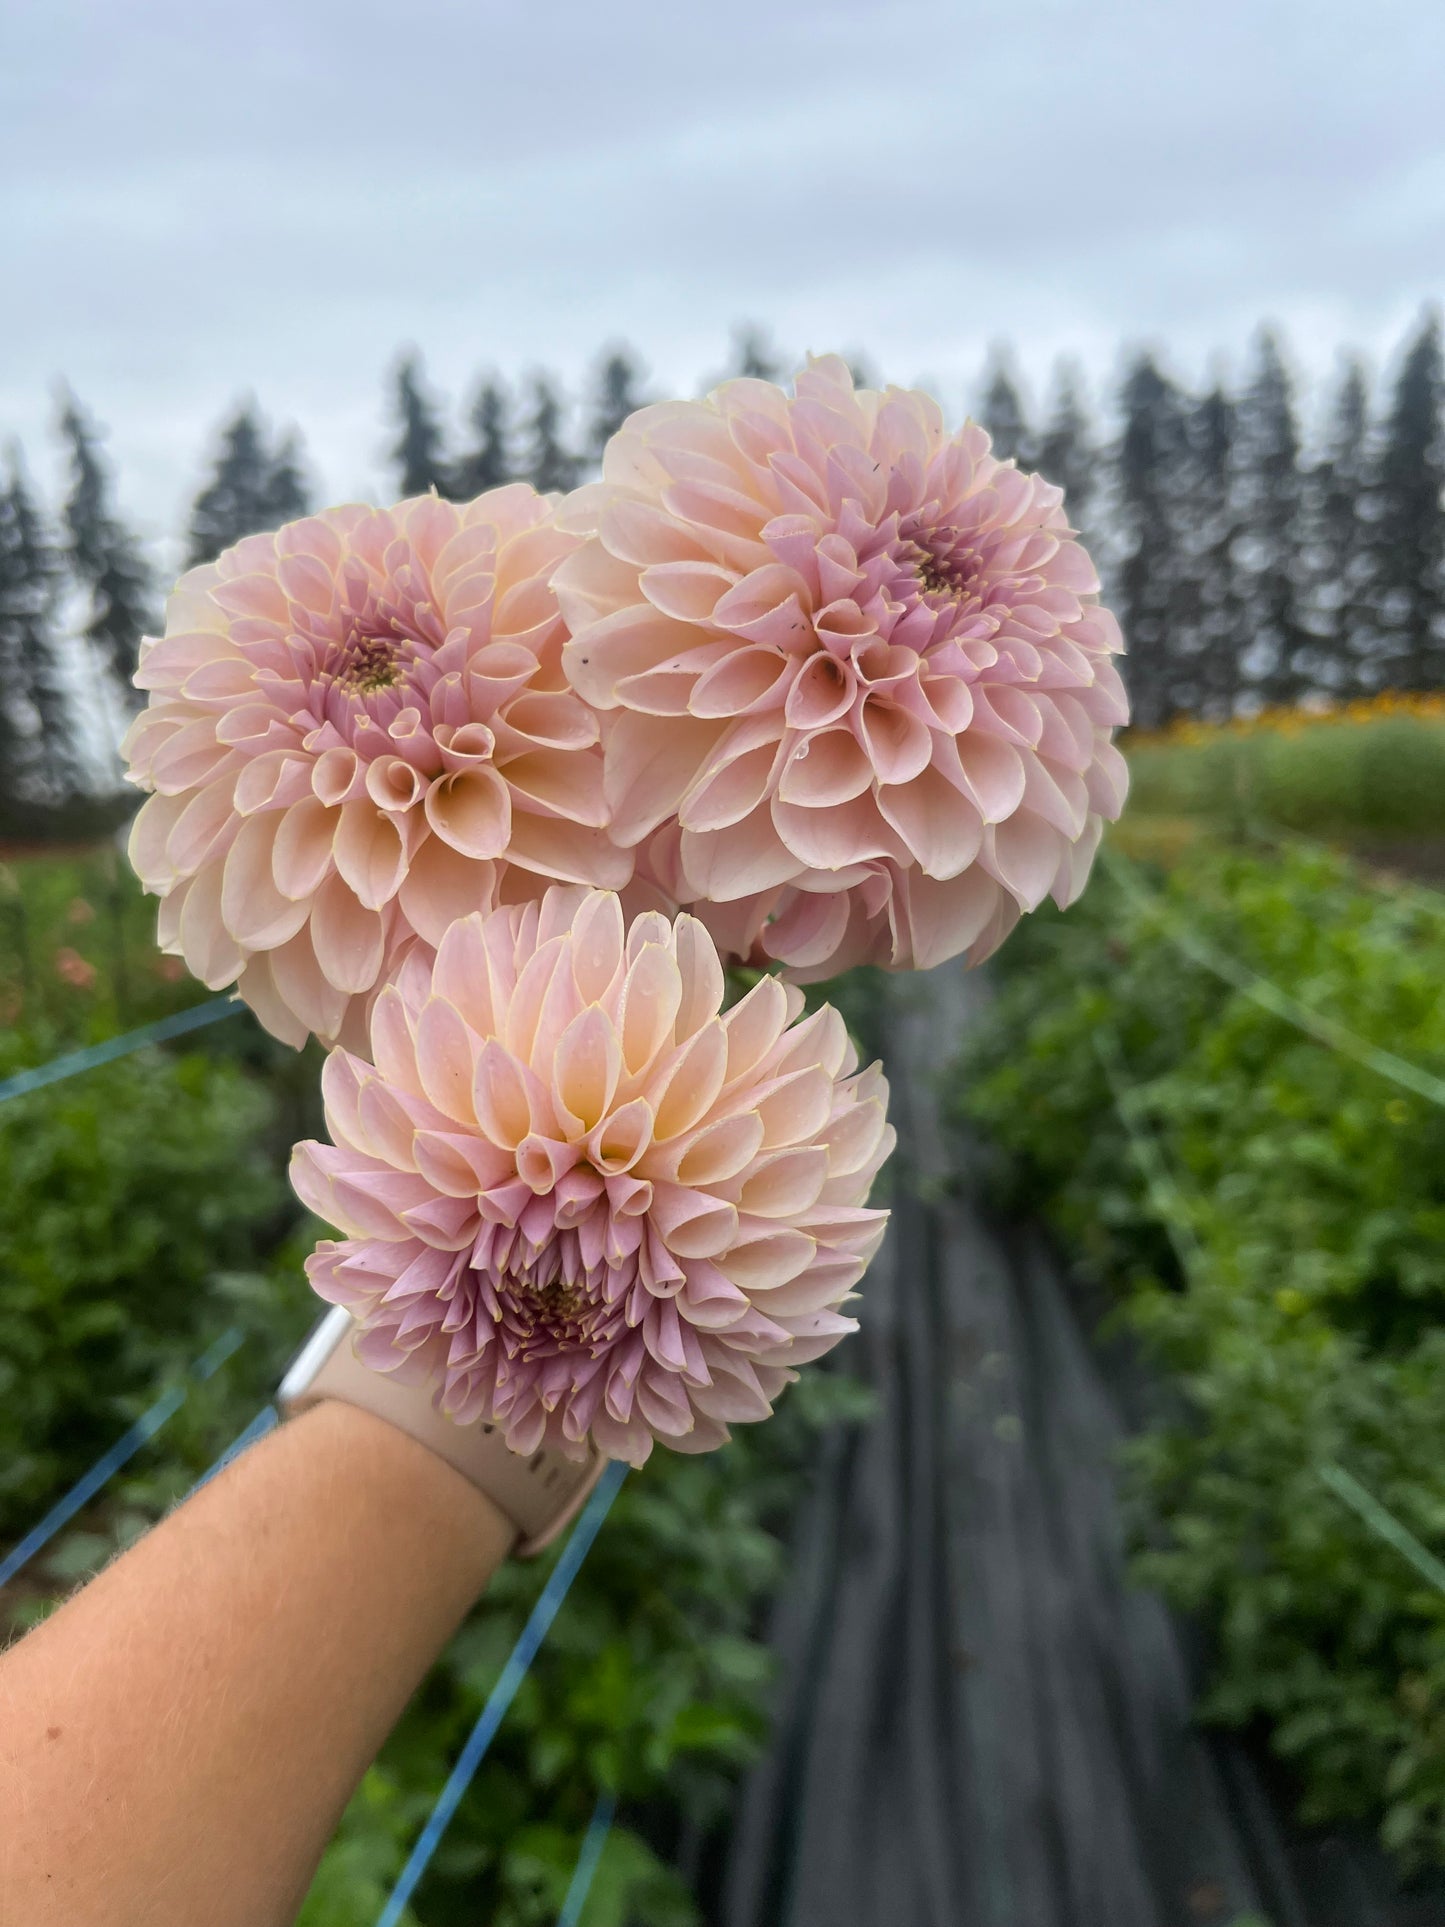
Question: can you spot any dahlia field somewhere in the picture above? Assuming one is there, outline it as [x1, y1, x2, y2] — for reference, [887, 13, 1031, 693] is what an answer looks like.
[956, 834, 1445, 1867]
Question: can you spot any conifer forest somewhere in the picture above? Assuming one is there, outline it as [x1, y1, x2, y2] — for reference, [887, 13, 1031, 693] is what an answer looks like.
[3, 312, 1443, 839]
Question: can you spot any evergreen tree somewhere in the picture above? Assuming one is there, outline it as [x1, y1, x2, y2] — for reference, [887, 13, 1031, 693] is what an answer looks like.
[455, 380, 513, 496]
[1374, 312, 1445, 692]
[588, 348, 646, 462]
[1035, 363, 1098, 541]
[1181, 384, 1247, 718]
[1232, 331, 1310, 703]
[1114, 354, 1192, 729]
[730, 326, 781, 382]
[1308, 358, 1376, 695]
[391, 355, 452, 498]
[186, 405, 277, 565]
[59, 394, 155, 709]
[0, 453, 79, 797]
[0, 475, 36, 807]
[978, 355, 1032, 466]
[264, 431, 311, 526]
[523, 377, 579, 495]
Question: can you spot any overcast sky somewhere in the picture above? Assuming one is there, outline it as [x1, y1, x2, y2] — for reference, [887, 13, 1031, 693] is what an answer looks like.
[2, 0, 1442, 555]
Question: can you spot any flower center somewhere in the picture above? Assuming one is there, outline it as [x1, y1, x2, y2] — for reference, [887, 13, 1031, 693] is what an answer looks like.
[520, 1268, 587, 1327]
[905, 528, 980, 601]
[333, 630, 405, 694]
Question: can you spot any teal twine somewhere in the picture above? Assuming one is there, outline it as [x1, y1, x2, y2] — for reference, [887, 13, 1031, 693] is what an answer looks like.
[557, 1791, 616, 1926]
[0, 995, 243, 1106]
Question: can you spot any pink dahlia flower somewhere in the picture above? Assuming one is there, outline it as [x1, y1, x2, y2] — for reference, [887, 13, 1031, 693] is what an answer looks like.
[555, 356, 1129, 976]
[123, 488, 627, 1047]
[291, 888, 893, 1465]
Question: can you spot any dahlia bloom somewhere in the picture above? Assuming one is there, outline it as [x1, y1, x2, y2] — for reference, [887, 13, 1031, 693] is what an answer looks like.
[123, 488, 627, 1047]
[291, 888, 892, 1464]
[555, 357, 1129, 976]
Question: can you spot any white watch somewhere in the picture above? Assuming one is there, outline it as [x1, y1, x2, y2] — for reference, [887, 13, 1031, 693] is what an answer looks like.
[278, 1306, 606, 1558]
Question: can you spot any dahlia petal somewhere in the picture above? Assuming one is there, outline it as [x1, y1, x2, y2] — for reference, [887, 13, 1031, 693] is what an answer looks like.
[678, 814, 801, 902]
[953, 734, 1027, 824]
[587, 1097, 655, 1174]
[775, 728, 873, 808]
[649, 1185, 739, 1259]
[333, 800, 407, 910]
[219, 814, 310, 950]
[754, 1067, 834, 1148]
[652, 1022, 728, 1139]
[505, 814, 634, 889]
[721, 976, 792, 1084]
[604, 710, 723, 845]
[310, 873, 385, 995]
[398, 837, 497, 947]
[771, 793, 907, 872]
[689, 647, 791, 720]
[159, 781, 236, 880]
[267, 930, 351, 1041]
[652, 1110, 766, 1188]
[876, 768, 985, 881]
[758, 889, 853, 972]
[233, 956, 305, 1048]
[903, 867, 1002, 970]
[639, 560, 739, 622]
[472, 1040, 537, 1150]
[553, 1006, 623, 1135]
[981, 812, 1065, 910]
[291, 889, 891, 1460]
[124, 483, 611, 1047]
[414, 997, 480, 1125]
[425, 765, 512, 861]
[618, 944, 683, 1072]
[672, 915, 726, 1039]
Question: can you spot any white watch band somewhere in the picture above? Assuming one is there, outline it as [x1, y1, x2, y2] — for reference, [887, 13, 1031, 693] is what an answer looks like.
[278, 1307, 606, 1558]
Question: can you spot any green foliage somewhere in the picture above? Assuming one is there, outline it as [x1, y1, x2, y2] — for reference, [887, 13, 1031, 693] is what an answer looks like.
[0, 846, 205, 1043]
[951, 837, 1445, 1865]
[1124, 711, 1445, 841]
[0, 852, 321, 1553]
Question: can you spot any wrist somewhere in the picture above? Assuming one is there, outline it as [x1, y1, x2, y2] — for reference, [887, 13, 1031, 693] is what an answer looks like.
[279, 1308, 605, 1558]
[293, 1397, 513, 1607]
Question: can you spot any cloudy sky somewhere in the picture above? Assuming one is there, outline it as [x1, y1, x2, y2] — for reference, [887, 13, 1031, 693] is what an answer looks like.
[2, 0, 1442, 553]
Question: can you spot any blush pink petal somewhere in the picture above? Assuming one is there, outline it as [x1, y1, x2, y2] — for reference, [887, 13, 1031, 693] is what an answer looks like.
[555, 355, 1129, 977]
[124, 487, 627, 1046]
[292, 888, 893, 1465]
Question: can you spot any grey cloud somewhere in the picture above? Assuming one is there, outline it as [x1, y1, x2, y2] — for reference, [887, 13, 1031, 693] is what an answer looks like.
[1, 0, 1440, 545]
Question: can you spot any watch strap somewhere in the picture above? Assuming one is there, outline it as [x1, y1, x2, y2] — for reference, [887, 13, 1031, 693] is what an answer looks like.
[279, 1307, 606, 1558]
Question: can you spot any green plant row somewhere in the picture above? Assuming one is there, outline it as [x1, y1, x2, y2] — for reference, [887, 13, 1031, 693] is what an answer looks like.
[0, 848, 877, 1924]
[951, 838, 1445, 1867]
[1123, 709, 1445, 844]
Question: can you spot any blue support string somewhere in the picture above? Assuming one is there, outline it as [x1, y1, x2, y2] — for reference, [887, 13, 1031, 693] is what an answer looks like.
[0, 994, 243, 1106]
[376, 1458, 629, 1927]
[557, 1791, 616, 1927]
[0, 1326, 244, 1594]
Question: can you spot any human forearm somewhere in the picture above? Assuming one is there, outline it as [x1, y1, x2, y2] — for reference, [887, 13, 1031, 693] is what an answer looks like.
[0, 1398, 512, 1927]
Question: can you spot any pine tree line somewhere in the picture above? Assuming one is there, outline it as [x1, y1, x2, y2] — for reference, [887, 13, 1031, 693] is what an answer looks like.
[981, 312, 1445, 726]
[0, 398, 156, 826]
[387, 347, 651, 501]
[4, 315, 1442, 828]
